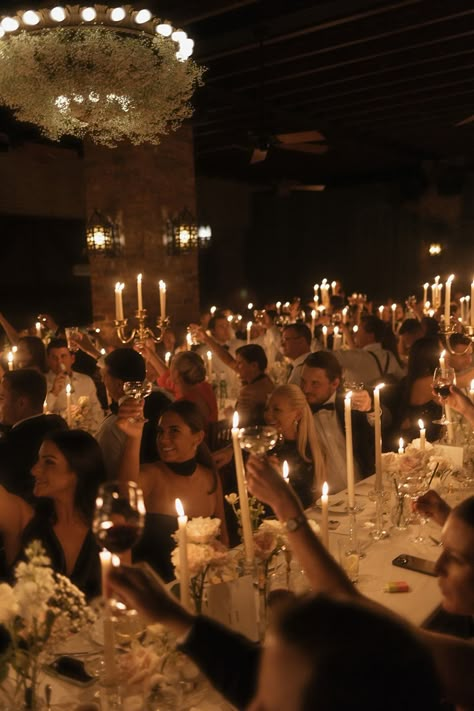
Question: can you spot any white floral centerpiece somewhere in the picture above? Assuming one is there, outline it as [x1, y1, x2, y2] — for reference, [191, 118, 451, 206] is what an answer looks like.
[383, 444, 456, 528]
[70, 395, 96, 434]
[171, 517, 239, 613]
[0, 541, 94, 710]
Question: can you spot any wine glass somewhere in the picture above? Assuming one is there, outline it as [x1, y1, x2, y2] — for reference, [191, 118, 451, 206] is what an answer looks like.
[65, 326, 80, 352]
[93, 481, 146, 609]
[238, 426, 279, 455]
[432, 366, 456, 425]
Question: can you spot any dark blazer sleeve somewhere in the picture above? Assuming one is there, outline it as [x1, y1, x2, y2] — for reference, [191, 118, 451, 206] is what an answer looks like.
[178, 615, 260, 710]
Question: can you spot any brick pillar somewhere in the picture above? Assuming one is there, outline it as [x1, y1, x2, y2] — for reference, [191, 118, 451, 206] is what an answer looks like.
[84, 125, 199, 333]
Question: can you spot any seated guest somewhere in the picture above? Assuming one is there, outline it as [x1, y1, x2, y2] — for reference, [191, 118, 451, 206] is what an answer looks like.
[195, 311, 243, 399]
[235, 344, 274, 427]
[336, 315, 405, 387]
[1, 429, 105, 600]
[266, 384, 326, 506]
[397, 336, 443, 444]
[116, 399, 228, 581]
[45, 338, 105, 433]
[397, 318, 424, 364]
[300, 352, 375, 492]
[95, 347, 151, 479]
[0, 369, 68, 499]
[162, 351, 218, 427]
[280, 323, 312, 388]
[445, 333, 474, 386]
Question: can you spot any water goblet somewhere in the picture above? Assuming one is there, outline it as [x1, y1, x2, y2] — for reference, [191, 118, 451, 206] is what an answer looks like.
[432, 366, 456, 425]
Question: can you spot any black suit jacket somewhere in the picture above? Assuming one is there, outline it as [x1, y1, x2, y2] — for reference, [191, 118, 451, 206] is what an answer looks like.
[0, 414, 68, 500]
[180, 615, 259, 710]
[334, 396, 375, 478]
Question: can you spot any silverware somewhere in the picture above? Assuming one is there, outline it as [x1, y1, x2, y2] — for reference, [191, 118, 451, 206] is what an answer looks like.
[44, 683, 52, 711]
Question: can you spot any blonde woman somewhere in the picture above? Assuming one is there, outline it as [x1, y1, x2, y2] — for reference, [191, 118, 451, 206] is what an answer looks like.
[265, 384, 326, 508]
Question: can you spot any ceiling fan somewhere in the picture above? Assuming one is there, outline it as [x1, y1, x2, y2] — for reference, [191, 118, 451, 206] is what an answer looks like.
[249, 129, 329, 164]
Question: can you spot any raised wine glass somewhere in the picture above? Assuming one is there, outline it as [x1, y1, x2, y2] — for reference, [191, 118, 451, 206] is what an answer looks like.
[93, 480, 145, 610]
[432, 366, 456, 425]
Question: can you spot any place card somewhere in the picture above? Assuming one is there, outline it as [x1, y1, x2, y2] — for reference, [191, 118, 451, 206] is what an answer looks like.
[435, 444, 464, 468]
[204, 575, 259, 642]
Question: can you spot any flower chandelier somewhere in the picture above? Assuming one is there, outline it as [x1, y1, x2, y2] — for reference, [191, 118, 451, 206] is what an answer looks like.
[0, 5, 204, 146]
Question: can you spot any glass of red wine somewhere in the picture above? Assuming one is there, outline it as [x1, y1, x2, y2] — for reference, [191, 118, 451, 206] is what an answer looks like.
[93, 480, 145, 611]
[432, 366, 456, 425]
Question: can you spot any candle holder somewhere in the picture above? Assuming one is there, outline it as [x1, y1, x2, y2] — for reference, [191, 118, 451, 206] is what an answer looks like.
[115, 310, 170, 346]
[369, 492, 390, 541]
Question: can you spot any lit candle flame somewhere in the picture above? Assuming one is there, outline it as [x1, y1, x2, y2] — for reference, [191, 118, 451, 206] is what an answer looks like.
[282, 460, 289, 482]
[175, 498, 185, 518]
[232, 411, 239, 429]
[322, 481, 329, 497]
[418, 419, 425, 430]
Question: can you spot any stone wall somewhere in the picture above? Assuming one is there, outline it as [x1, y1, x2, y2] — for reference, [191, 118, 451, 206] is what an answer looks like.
[84, 125, 199, 329]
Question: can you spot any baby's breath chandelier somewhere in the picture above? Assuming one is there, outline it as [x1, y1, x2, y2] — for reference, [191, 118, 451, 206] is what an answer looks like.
[0, 5, 204, 146]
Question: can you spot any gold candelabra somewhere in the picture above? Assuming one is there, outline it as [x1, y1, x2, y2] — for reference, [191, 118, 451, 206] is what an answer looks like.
[115, 309, 170, 345]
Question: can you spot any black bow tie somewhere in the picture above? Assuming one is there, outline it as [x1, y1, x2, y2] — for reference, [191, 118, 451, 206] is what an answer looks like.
[311, 403, 335, 413]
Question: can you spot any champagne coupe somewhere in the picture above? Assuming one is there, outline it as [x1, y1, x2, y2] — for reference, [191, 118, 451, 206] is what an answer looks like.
[238, 426, 279, 456]
[122, 379, 153, 422]
[93, 481, 145, 611]
[432, 366, 456, 425]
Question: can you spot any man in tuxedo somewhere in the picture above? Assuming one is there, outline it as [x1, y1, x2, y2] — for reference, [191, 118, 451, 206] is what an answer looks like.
[280, 323, 313, 388]
[0, 369, 68, 500]
[300, 351, 375, 492]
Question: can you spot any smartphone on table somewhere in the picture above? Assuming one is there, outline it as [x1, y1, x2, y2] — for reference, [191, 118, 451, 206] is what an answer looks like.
[392, 554, 437, 577]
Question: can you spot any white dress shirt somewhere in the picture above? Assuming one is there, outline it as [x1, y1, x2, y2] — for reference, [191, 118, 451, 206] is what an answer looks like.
[46, 370, 105, 434]
[335, 342, 405, 387]
[312, 393, 361, 493]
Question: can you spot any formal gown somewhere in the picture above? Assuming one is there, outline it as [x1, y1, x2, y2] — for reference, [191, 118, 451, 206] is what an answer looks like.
[8, 509, 101, 601]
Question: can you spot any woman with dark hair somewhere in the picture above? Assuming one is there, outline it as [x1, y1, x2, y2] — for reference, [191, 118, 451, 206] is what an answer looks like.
[0, 429, 106, 599]
[117, 399, 228, 580]
[397, 336, 443, 443]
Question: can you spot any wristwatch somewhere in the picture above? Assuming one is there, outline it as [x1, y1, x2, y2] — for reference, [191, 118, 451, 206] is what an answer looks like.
[283, 513, 307, 533]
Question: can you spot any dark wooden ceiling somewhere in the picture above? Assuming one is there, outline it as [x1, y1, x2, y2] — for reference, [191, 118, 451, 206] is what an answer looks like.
[2, 0, 474, 188]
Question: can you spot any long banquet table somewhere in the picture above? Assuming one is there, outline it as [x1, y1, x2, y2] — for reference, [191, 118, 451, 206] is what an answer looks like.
[30, 475, 473, 710]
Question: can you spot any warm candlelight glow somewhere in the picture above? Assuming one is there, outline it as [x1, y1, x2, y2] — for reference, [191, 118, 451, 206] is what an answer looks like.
[418, 419, 424, 429]
[7, 351, 13, 370]
[210, 305, 216, 315]
[282, 460, 289, 482]
[398, 437, 405, 454]
[322, 481, 329, 497]
[232, 411, 239, 429]
[165, 352, 171, 366]
[66, 383, 72, 395]
[175, 497, 185, 518]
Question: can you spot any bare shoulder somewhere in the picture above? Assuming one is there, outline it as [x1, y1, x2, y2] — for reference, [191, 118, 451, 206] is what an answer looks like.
[0, 485, 33, 533]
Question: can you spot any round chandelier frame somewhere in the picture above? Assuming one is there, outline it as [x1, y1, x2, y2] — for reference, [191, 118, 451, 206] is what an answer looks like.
[0, 5, 204, 146]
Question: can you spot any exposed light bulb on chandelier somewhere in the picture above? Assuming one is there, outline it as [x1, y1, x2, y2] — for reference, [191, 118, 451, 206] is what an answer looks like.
[50, 6, 67, 21]
[110, 6, 126, 21]
[1, 16, 19, 32]
[80, 6, 97, 21]
[133, 9, 151, 24]
[21, 10, 40, 25]
[156, 22, 172, 36]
